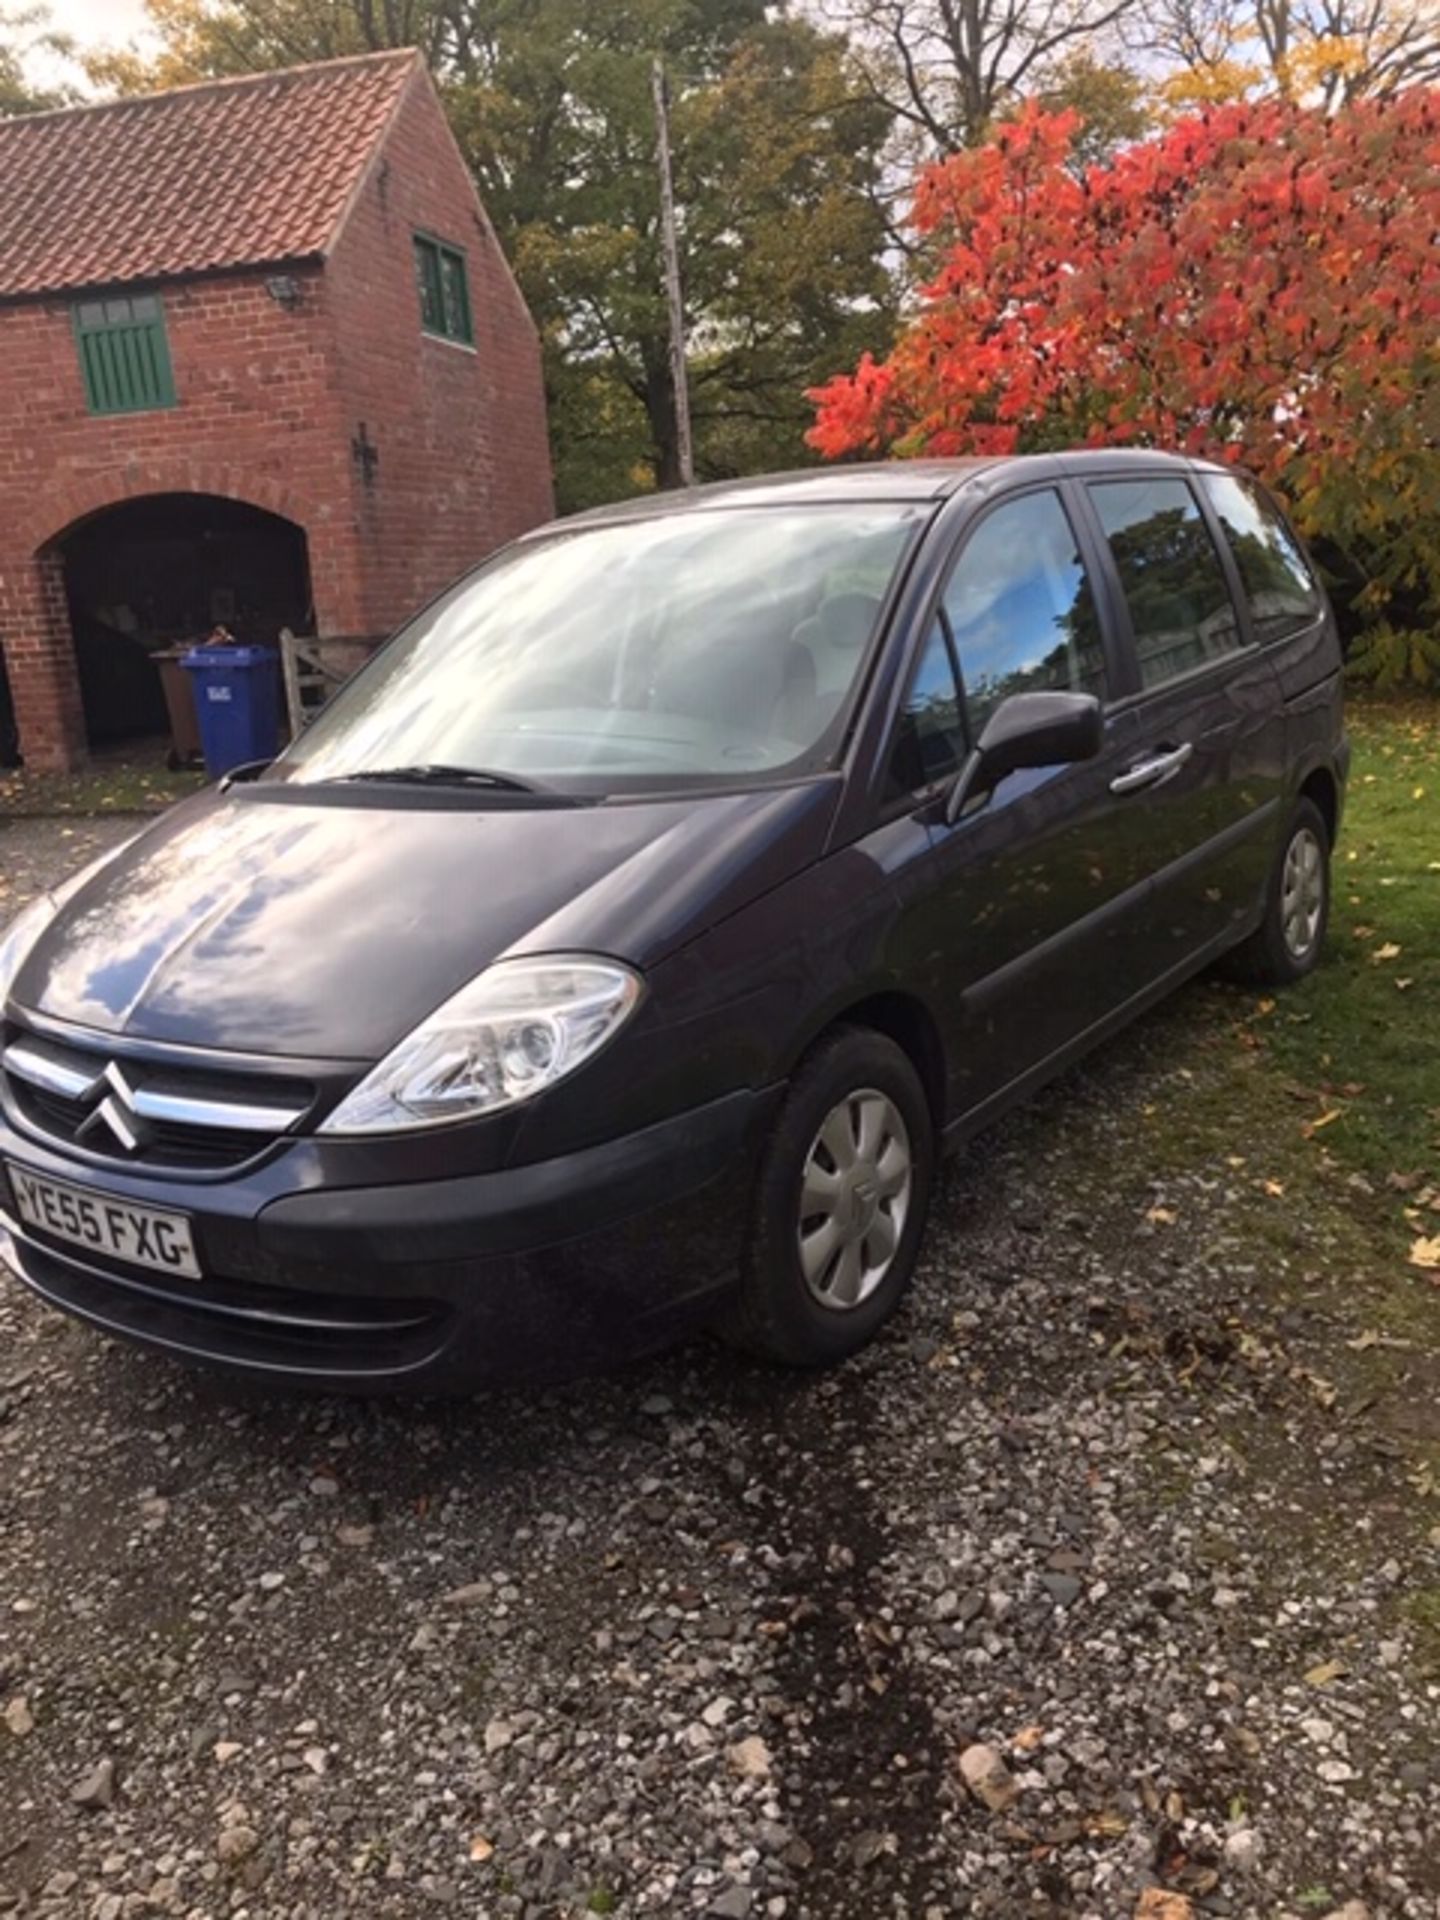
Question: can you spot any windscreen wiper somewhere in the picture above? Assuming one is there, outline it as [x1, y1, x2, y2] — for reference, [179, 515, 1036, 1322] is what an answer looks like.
[329, 763, 548, 793]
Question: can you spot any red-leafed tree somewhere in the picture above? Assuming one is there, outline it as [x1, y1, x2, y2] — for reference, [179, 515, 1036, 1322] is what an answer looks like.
[808, 92, 1440, 682]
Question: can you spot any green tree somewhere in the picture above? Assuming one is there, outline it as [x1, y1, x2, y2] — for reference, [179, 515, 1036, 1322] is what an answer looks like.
[1038, 49, 1150, 164]
[503, 12, 895, 496]
[91, 0, 896, 509]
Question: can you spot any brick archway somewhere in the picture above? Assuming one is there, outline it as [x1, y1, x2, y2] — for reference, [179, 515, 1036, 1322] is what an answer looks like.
[22, 468, 313, 562]
[3, 474, 359, 773]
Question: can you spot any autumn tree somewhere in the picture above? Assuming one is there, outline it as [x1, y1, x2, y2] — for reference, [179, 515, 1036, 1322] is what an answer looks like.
[809, 92, 1440, 680]
[1133, 0, 1440, 109]
[89, 0, 895, 508]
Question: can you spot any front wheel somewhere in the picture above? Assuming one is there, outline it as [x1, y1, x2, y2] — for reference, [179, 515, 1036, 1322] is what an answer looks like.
[1226, 797, 1331, 986]
[722, 1027, 935, 1367]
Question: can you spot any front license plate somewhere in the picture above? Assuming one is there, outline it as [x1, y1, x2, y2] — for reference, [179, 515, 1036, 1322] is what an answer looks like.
[5, 1164, 200, 1280]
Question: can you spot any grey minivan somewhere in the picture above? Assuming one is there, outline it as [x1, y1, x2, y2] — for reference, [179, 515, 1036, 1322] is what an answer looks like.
[0, 452, 1346, 1389]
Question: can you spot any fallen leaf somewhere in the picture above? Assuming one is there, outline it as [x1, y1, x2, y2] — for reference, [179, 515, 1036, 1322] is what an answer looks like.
[1261, 1179, 1286, 1198]
[1301, 1371, 1337, 1409]
[468, 1835, 495, 1863]
[1136, 1890, 1194, 1919]
[1370, 941, 1402, 963]
[1145, 1206, 1177, 1225]
[1388, 1170, 1425, 1192]
[1395, 977, 1414, 991]
[1409, 1236, 1440, 1271]
[1304, 1658, 1349, 1689]
[1087, 1807, 1129, 1836]
[1302, 1109, 1343, 1138]
[1011, 1724, 1045, 1752]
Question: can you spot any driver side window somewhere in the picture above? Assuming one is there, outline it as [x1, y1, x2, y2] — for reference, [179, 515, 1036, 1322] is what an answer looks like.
[942, 489, 1105, 731]
[887, 619, 966, 799]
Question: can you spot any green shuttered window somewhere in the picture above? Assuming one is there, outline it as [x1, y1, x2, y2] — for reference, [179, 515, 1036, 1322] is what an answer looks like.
[73, 293, 177, 415]
[413, 234, 473, 345]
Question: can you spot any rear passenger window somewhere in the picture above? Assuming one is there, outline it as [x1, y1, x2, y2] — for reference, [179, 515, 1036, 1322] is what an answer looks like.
[942, 489, 1105, 730]
[888, 619, 965, 796]
[1088, 478, 1241, 690]
[1201, 474, 1322, 641]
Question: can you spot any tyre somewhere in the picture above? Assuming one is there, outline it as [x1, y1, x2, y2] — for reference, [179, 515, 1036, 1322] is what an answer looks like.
[723, 1026, 935, 1367]
[1226, 797, 1331, 986]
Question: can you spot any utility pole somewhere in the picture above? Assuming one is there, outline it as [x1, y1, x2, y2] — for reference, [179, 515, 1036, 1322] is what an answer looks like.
[651, 57, 694, 488]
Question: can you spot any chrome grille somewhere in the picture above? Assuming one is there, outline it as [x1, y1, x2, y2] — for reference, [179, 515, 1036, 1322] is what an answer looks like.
[1, 1032, 312, 1170]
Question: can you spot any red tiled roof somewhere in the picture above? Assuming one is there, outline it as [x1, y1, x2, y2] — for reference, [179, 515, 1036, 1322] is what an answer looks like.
[0, 49, 421, 299]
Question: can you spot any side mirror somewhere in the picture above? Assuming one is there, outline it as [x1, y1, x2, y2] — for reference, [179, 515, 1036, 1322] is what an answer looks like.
[945, 690, 1103, 823]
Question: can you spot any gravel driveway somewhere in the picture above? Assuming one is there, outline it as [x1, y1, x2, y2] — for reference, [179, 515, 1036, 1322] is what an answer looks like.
[1, 814, 1435, 1920]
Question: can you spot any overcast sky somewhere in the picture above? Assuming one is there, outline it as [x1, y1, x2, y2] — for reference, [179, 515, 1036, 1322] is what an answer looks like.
[18, 0, 155, 89]
[48, 0, 152, 46]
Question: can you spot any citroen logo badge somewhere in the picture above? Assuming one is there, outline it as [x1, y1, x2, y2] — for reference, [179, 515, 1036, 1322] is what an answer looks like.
[75, 1062, 148, 1155]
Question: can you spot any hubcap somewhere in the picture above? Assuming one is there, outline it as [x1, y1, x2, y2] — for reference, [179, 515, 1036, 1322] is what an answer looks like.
[797, 1089, 912, 1310]
[1281, 826, 1325, 959]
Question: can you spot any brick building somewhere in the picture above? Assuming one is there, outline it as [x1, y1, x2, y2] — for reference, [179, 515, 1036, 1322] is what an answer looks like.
[0, 49, 553, 771]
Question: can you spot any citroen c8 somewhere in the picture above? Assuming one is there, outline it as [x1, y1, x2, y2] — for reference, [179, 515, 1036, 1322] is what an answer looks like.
[0, 452, 1347, 1387]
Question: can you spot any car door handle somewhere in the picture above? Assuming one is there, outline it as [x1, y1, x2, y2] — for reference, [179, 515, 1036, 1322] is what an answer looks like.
[1110, 742, 1194, 795]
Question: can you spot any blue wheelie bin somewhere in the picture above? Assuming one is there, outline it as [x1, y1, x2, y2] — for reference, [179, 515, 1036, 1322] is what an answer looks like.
[181, 645, 280, 778]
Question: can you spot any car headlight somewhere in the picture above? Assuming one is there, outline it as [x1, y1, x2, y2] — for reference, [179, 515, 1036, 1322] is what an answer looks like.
[320, 955, 643, 1135]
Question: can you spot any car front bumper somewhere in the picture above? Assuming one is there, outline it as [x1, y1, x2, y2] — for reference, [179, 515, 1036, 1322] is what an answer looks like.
[0, 1087, 780, 1391]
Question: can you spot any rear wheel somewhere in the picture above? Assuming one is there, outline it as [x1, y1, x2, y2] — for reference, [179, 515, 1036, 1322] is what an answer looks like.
[1226, 797, 1330, 986]
[723, 1027, 935, 1366]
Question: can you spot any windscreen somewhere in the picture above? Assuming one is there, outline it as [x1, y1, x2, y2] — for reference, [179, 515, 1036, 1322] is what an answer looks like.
[277, 504, 925, 792]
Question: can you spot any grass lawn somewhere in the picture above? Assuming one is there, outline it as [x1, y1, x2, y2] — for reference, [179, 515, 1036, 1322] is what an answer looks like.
[1071, 694, 1440, 1659]
[1042, 698, 1439, 1258]
[1126, 697, 1439, 1329]
[1268, 700, 1440, 1187]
